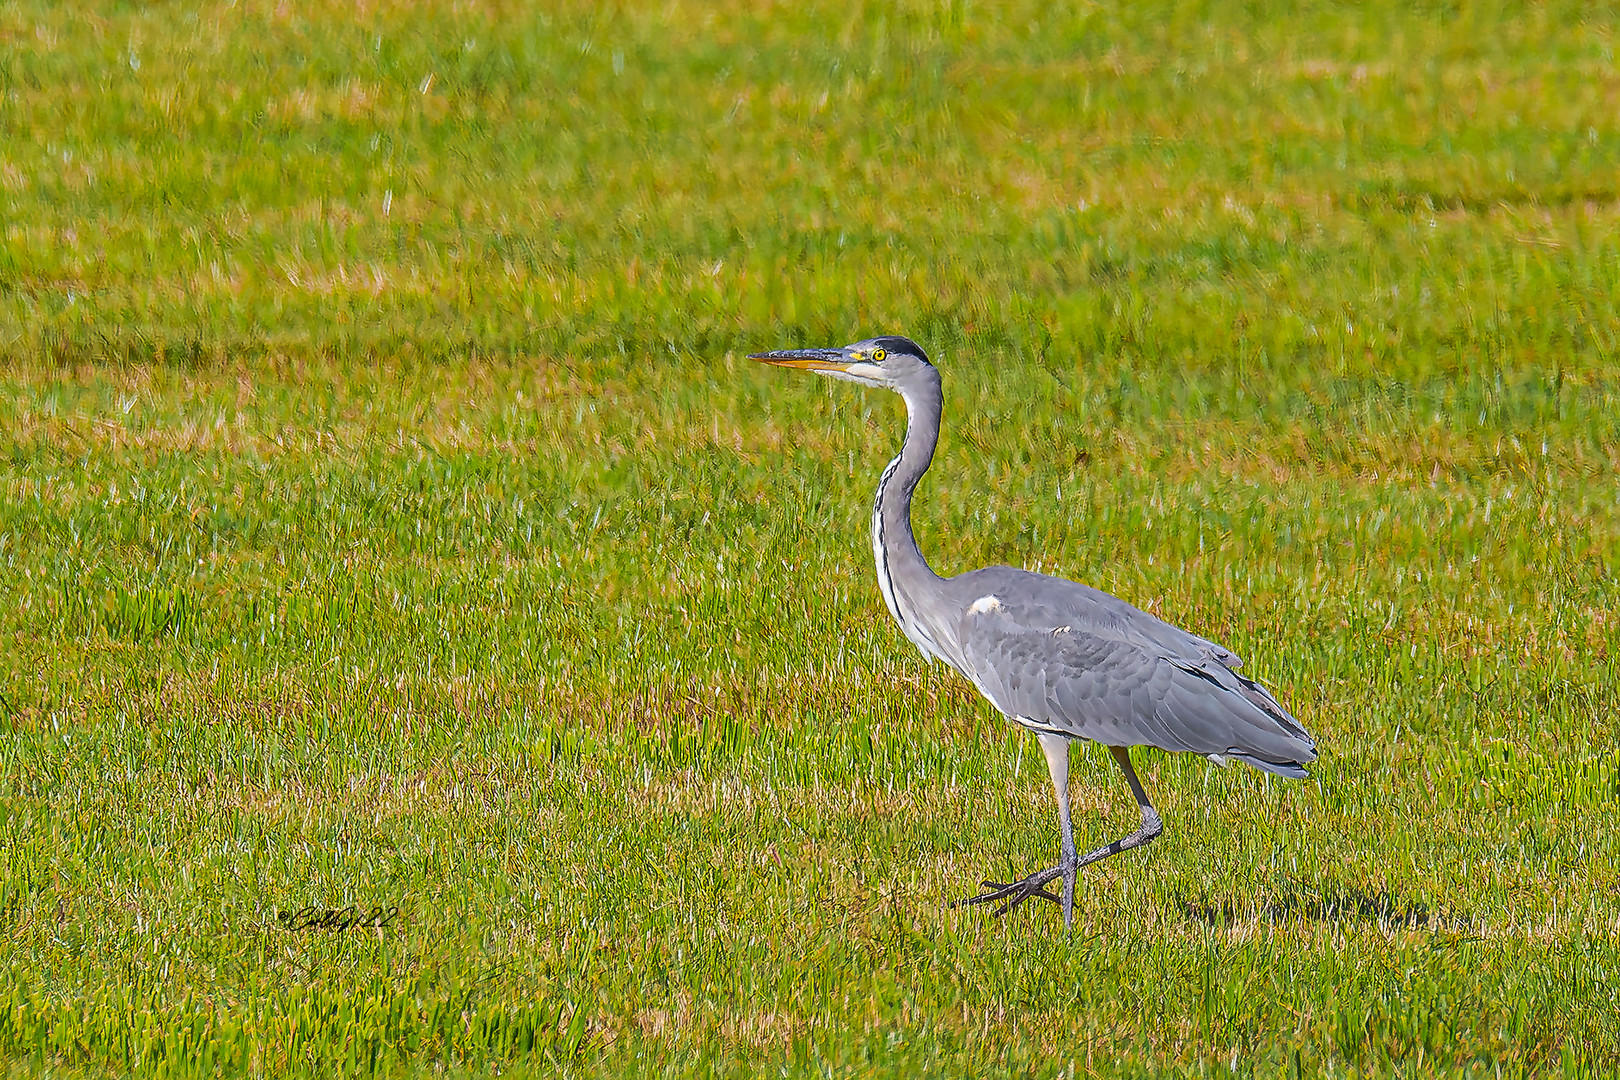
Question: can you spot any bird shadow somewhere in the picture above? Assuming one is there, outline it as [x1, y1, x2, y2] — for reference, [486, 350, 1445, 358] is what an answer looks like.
[1175, 888, 1471, 933]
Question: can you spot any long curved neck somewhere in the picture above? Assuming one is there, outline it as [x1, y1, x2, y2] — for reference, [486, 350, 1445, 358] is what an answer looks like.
[872, 368, 946, 660]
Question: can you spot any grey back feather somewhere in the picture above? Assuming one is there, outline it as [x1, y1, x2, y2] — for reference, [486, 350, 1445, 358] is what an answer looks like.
[941, 567, 1317, 776]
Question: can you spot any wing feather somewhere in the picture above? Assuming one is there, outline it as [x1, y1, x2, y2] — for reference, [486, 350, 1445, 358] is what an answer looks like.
[950, 568, 1316, 774]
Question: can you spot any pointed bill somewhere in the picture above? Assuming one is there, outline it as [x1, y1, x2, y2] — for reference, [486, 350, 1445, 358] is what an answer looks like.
[747, 348, 849, 371]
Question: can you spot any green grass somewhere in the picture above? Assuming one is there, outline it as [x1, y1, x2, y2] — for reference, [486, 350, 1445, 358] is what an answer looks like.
[3, 0, 1620, 1076]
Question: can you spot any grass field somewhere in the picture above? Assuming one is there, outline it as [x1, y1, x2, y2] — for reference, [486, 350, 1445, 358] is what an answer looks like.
[4, 0, 1620, 1075]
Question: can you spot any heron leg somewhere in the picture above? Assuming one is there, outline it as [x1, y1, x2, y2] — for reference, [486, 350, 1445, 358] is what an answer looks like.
[953, 734, 1076, 922]
[1042, 733, 1080, 926]
[954, 743, 1162, 928]
[1074, 745, 1163, 871]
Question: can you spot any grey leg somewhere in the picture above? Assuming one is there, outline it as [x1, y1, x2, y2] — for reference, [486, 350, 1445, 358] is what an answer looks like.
[1075, 745, 1163, 869]
[954, 743, 1162, 929]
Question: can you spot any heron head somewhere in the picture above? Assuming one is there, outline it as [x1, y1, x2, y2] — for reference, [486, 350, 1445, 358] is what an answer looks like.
[748, 335, 932, 389]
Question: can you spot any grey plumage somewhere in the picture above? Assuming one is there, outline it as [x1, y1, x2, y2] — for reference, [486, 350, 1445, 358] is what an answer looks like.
[947, 571, 1314, 774]
[750, 335, 1317, 927]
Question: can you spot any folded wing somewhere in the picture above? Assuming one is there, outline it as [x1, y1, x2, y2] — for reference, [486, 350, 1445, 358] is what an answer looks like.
[951, 570, 1317, 777]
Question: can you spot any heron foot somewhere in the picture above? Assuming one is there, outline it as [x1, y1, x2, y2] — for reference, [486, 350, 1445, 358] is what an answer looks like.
[951, 865, 1070, 918]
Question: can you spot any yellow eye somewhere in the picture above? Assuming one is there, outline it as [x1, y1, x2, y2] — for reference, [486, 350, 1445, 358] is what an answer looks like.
[872, 348, 886, 361]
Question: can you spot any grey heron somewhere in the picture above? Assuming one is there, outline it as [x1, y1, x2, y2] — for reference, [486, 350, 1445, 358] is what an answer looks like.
[750, 335, 1317, 928]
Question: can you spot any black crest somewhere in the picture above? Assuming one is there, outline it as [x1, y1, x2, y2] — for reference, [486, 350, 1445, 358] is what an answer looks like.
[871, 336, 931, 364]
